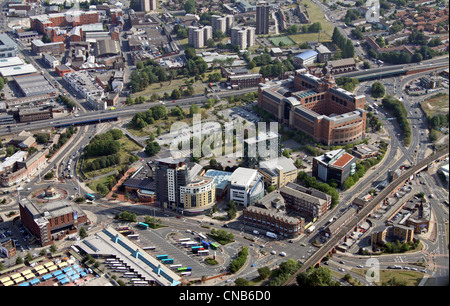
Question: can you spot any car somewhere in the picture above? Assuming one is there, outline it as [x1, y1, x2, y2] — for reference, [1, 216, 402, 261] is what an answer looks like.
[251, 264, 256, 267]
[270, 250, 276, 255]
[338, 268, 345, 272]
[339, 261, 345, 264]
[259, 244, 265, 248]
[356, 265, 363, 268]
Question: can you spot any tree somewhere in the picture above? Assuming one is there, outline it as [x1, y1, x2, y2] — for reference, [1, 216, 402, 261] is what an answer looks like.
[234, 278, 250, 286]
[371, 81, 385, 98]
[184, 0, 195, 14]
[297, 266, 337, 286]
[257, 266, 271, 280]
[171, 88, 181, 99]
[144, 142, 161, 156]
[286, 24, 299, 35]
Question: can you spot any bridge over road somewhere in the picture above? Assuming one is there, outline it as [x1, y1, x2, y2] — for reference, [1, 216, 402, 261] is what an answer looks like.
[283, 145, 449, 286]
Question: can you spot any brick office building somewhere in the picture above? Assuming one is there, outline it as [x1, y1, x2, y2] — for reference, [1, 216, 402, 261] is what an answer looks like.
[258, 68, 366, 146]
[242, 191, 304, 238]
[19, 198, 89, 247]
[30, 11, 99, 34]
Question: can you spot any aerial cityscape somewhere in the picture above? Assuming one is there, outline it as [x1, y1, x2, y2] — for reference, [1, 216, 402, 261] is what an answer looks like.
[0, 0, 448, 290]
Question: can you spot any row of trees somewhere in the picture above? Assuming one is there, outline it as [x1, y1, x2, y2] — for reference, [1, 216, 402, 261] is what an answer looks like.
[381, 95, 412, 146]
[83, 153, 121, 173]
[332, 27, 355, 59]
[229, 246, 248, 274]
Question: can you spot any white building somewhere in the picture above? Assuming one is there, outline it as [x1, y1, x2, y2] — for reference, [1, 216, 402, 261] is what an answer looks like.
[63, 70, 104, 100]
[228, 167, 265, 207]
[231, 27, 256, 50]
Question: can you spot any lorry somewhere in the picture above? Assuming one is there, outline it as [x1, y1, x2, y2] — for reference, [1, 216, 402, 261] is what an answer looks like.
[266, 231, 277, 239]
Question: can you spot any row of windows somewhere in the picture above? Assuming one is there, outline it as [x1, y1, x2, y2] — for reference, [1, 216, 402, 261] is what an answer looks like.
[243, 216, 300, 232]
[331, 95, 348, 107]
[303, 94, 325, 104]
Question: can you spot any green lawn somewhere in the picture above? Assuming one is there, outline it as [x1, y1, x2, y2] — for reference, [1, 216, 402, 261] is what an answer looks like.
[289, 32, 332, 44]
[302, 0, 335, 36]
[353, 269, 424, 286]
[268, 36, 296, 46]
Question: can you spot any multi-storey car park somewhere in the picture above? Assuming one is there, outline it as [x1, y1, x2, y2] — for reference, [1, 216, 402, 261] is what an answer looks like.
[258, 67, 367, 146]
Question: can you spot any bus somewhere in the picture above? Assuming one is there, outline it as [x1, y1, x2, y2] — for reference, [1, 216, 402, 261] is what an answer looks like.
[170, 264, 182, 270]
[138, 222, 149, 229]
[177, 267, 192, 272]
[116, 226, 130, 231]
[201, 240, 210, 249]
[198, 233, 207, 240]
[156, 254, 168, 260]
[127, 234, 139, 240]
[142, 246, 156, 251]
[85, 193, 95, 201]
[119, 230, 134, 236]
[181, 272, 192, 276]
[198, 250, 209, 256]
[178, 238, 191, 243]
[210, 243, 218, 250]
[192, 247, 204, 254]
[161, 258, 174, 264]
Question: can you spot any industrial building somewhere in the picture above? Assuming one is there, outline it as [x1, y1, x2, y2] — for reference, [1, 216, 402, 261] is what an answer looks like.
[75, 227, 181, 286]
[0, 34, 18, 58]
[13, 73, 56, 97]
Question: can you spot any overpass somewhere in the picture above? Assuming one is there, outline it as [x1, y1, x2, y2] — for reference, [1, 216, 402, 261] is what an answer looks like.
[337, 58, 449, 81]
[283, 145, 449, 286]
[54, 116, 119, 128]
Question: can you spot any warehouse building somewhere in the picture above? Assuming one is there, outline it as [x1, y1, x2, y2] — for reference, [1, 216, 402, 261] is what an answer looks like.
[0, 34, 19, 58]
[13, 73, 56, 97]
[75, 227, 181, 286]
